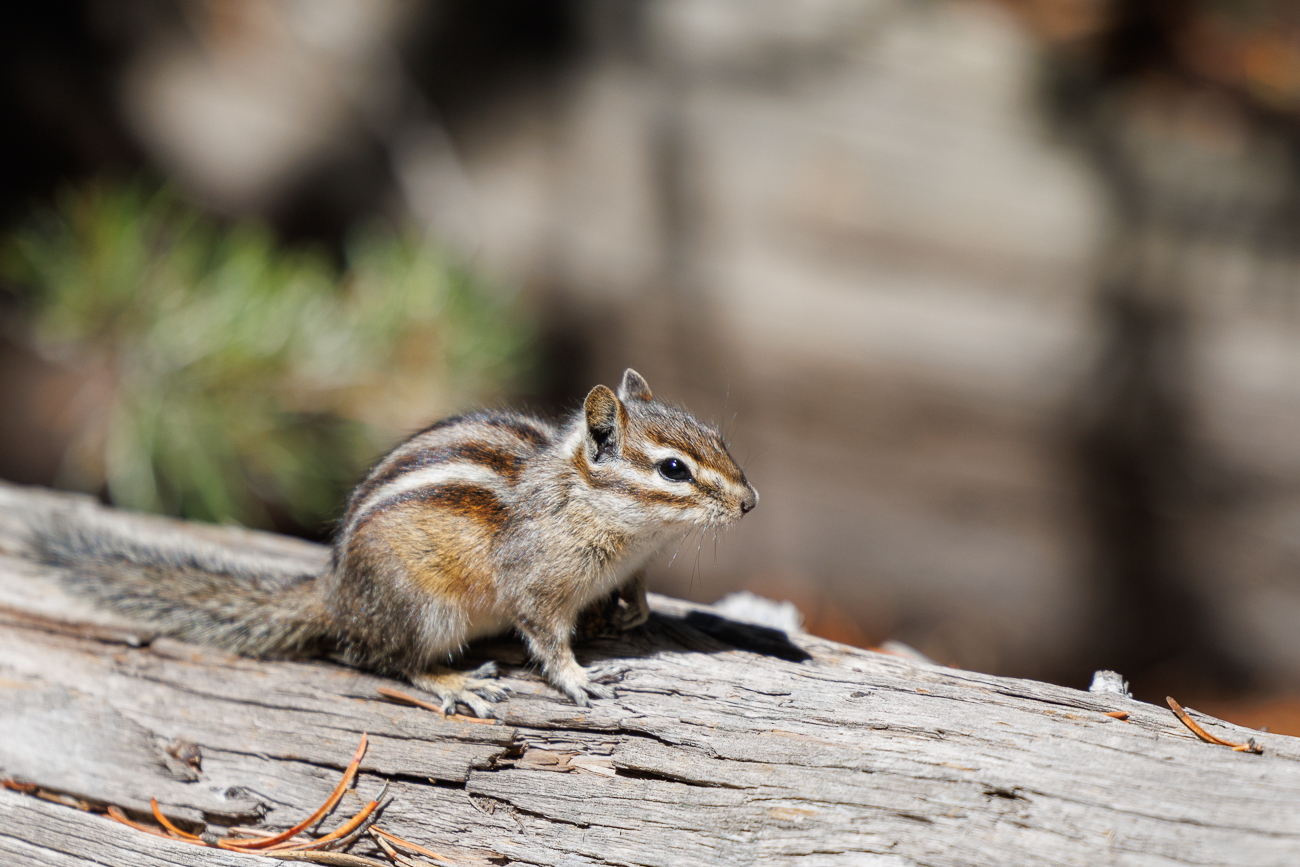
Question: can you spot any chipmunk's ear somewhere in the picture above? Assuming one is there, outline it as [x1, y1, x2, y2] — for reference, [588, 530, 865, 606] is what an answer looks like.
[584, 384, 626, 460]
[617, 368, 653, 402]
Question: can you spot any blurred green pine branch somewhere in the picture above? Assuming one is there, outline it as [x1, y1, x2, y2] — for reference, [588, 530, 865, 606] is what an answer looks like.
[0, 181, 531, 532]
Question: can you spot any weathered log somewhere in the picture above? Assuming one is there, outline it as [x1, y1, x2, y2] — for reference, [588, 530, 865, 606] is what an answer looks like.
[0, 482, 1297, 867]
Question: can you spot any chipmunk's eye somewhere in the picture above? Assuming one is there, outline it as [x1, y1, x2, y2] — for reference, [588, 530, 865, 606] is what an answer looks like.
[658, 458, 693, 483]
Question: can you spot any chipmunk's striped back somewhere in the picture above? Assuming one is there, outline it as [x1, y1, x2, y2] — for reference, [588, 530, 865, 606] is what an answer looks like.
[323, 411, 560, 674]
[338, 412, 555, 545]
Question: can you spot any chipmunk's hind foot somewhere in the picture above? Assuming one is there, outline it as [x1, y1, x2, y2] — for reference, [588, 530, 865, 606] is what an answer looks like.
[409, 661, 508, 719]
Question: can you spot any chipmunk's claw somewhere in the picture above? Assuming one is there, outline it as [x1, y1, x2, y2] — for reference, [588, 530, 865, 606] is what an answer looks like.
[562, 681, 613, 707]
[552, 662, 619, 707]
[588, 663, 630, 685]
[583, 681, 617, 701]
[578, 665, 622, 702]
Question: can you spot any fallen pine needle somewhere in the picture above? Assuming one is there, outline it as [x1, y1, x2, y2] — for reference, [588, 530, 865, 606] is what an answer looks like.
[94, 733, 392, 858]
[0, 779, 87, 811]
[107, 806, 182, 841]
[270, 783, 388, 852]
[272, 852, 393, 866]
[1166, 697, 1262, 754]
[370, 826, 460, 866]
[23, 734, 463, 867]
[1, 780, 38, 793]
[373, 834, 424, 867]
[150, 798, 202, 841]
[221, 733, 369, 850]
[226, 826, 313, 845]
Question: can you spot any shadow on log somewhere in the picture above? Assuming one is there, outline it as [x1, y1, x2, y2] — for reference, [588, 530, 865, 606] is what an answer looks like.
[0, 482, 1298, 866]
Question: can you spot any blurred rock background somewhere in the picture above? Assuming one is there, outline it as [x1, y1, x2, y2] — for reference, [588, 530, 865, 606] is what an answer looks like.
[3, 0, 1300, 726]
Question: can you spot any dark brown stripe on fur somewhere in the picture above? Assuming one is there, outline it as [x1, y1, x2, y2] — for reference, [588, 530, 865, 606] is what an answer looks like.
[419, 484, 511, 533]
[643, 428, 690, 450]
[348, 443, 525, 516]
[643, 430, 709, 464]
[483, 417, 552, 447]
[412, 413, 550, 446]
[620, 444, 655, 471]
[356, 483, 511, 536]
[627, 486, 696, 508]
[571, 449, 596, 487]
[643, 429, 740, 479]
[602, 475, 695, 507]
[412, 415, 465, 438]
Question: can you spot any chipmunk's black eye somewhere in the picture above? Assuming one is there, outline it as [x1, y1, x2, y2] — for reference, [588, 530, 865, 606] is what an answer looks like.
[658, 458, 693, 482]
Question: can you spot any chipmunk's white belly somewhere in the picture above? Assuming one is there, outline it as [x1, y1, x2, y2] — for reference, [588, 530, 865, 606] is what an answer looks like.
[571, 540, 660, 610]
[463, 609, 514, 642]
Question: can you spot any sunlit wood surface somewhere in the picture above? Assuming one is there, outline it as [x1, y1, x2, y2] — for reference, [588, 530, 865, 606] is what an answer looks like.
[1, 483, 1297, 866]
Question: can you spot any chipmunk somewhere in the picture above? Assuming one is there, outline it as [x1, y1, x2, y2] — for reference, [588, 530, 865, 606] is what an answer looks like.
[33, 369, 757, 717]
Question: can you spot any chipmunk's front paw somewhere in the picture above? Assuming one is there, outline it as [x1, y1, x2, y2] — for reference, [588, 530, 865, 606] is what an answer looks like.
[614, 595, 650, 631]
[410, 662, 509, 719]
[553, 663, 617, 707]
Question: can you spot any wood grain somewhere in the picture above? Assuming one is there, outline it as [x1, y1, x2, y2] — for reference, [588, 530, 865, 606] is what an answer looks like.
[1, 482, 1298, 866]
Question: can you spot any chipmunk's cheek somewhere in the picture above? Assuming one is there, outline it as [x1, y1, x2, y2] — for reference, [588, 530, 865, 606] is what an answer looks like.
[710, 495, 743, 524]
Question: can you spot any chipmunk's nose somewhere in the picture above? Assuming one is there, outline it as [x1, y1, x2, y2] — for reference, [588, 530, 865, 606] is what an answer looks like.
[740, 487, 758, 514]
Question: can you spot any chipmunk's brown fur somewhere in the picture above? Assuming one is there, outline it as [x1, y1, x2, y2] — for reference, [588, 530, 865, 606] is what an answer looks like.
[35, 369, 757, 716]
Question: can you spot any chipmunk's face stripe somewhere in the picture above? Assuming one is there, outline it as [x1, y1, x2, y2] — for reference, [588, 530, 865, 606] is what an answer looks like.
[597, 475, 698, 509]
[344, 463, 504, 538]
[619, 444, 655, 472]
[643, 426, 719, 455]
[628, 486, 697, 508]
[571, 449, 596, 486]
[641, 426, 744, 482]
[572, 447, 698, 509]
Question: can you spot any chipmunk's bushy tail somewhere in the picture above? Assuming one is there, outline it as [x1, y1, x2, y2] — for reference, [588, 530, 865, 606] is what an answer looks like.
[32, 514, 332, 658]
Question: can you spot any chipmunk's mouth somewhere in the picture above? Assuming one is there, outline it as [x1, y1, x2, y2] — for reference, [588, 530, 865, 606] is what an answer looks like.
[702, 495, 755, 527]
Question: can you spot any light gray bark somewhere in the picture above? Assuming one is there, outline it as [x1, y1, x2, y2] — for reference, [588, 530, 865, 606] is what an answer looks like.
[0, 482, 1297, 867]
